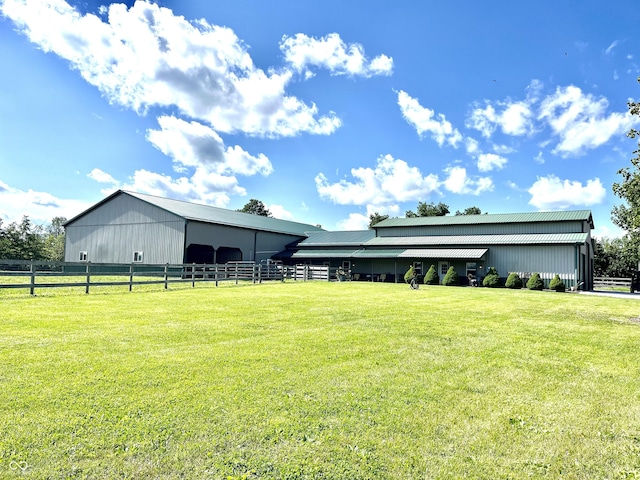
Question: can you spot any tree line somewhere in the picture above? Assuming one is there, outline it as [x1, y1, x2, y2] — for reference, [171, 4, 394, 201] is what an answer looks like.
[0, 216, 66, 261]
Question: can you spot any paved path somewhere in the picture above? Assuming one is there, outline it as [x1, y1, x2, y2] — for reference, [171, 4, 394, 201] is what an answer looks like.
[580, 290, 640, 299]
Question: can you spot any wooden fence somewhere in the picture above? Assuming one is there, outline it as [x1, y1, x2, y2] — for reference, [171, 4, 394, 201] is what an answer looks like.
[593, 276, 631, 289]
[0, 260, 340, 295]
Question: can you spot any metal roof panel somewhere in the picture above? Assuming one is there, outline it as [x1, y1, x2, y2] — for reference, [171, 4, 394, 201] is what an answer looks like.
[365, 233, 589, 246]
[374, 210, 593, 229]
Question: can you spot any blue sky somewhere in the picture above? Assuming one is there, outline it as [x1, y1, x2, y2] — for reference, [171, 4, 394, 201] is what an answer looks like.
[1, 0, 639, 236]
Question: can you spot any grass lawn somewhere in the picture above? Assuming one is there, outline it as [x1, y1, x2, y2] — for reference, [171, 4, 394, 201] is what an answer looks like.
[1, 281, 639, 479]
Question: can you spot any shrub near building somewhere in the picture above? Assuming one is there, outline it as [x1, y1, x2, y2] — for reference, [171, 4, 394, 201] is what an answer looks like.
[482, 267, 501, 288]
[526, 273, 544, 291]
[505, 272, 523, 289]
[424, 264, 440, 285]
[443, 266, 460, 286]
[549, 274, 566, 292]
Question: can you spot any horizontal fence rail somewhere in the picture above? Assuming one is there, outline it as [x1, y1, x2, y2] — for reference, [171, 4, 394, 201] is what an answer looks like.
[593, 276, 632, 288]
[0, 260, 294, 295]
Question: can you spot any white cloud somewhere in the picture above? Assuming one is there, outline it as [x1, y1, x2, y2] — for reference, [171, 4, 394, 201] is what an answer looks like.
[0, 180, 92, 224]
[0, 0, 342, 137]
[315, 154, 440, 206]
[467, 100, 534, 138]
[118, 168, 244, 208]
[267, 204, 296, 221]
[477, 153, 507, 172]
[605, 40, 619, 55]
[280, 33, 393, 77]
[527, 175, 606, 210]
[538, 85, 637, 157]
[336, 213, 370, 231]
[336, 204, 400, 231]
[146, 116, 273, 176]
[397, 90, 463, 147]
[442, 167, 493, 195]
[87, 168, 119, 185]
[465, 137, 480, 155]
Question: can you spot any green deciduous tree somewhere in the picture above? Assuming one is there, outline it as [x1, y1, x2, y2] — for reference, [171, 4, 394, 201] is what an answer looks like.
[612, 77, 640, 252]
[368, 212, 389, 228]
[237, 199, 272, 217]
[0, 216, 66, 261]
[594, 237, 637, 277]
[406, 201, 449, 218]
[455, 206, 483, 215]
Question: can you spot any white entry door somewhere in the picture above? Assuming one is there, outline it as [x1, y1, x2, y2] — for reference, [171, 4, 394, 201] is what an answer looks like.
[438, 261, 449, 279]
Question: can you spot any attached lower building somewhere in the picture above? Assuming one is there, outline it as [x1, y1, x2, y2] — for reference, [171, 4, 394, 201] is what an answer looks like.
[275, 210, 594, 289]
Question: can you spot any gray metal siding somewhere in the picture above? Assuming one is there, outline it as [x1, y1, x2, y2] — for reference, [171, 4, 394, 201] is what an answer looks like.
[65, 194, 185, 263]
[377, 220, 586, 237]
[483, 245, 576, 279]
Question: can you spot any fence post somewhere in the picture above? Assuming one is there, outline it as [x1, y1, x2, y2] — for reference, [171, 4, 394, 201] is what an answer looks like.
[85, 262, 91, 294]
[164, 263, 168, 289]
[129, 263, 134, 292]
[192, 263, 196, 288]
[29, 261, 35, 296]
[257, 264, 261, 284]
[215, 264, 219, 287]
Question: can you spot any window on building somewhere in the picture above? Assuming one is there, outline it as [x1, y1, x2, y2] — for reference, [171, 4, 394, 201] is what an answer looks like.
[413, 261, 423, 275]
[466, 262, 477, 277]
[133, 251, 144, 263]
[79, 251, 88, 262]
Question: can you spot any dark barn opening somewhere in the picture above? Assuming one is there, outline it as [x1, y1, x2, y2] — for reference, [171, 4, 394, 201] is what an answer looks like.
[216, 247, 242, 263]
[186, 244, 214, 264]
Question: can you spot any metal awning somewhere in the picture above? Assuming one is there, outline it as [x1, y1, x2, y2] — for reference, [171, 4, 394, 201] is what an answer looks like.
[351, 249, 406, 258]
[290, 249, 360, 258]
[398, 248, 488, 259]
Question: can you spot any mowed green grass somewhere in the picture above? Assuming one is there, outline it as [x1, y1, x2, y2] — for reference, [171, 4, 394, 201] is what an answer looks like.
[1, 282, 639, 479]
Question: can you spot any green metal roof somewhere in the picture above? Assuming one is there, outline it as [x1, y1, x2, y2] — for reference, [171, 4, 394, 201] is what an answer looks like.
[296, 230, 375, 246]
[366, 233, 589, 246]
[374, 210, 593, 229]
[283, 247, 488, 260]
[291, 249, 360, 258]
[398, 248, 488, 259]
[67, 190, 324, 237]
[351, 249, 406, 258]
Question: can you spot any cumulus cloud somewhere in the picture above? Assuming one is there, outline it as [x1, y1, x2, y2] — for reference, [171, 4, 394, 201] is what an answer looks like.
[315, 154, 440, 207]
[528, 175, 606, 210]
[397, 90, 463, 147]
[467, 100, 534, 138]
[0, 180, 92, 223]
[146, 116, 273, 176]
[280, 33, 393, 77]
[0, 0, 347, 137]
[88, 168, 119, 185]
[538, 85, 637, 157]
[442, 167, 493, 195]
[477, 153, 507, 172]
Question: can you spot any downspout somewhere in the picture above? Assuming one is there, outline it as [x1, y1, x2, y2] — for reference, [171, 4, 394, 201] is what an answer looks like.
[253, 231, 258, 262]
[182, 219, 189, 263]
[574, 243, 579, 290]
